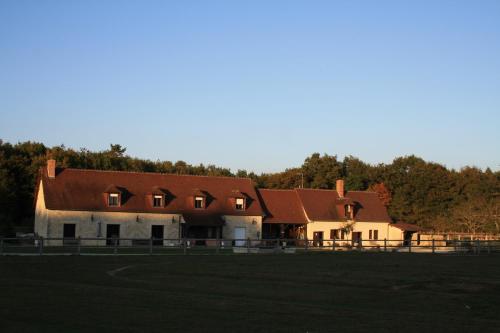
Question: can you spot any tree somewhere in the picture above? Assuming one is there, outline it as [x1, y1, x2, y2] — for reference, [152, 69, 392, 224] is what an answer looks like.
[451, 197, 490, 234]
[343, 156, 372, 191]
[302, 153, 342, 189]
[368, 183, 392, 207]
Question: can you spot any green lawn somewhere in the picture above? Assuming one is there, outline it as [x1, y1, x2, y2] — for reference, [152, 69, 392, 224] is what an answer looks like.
[1, 253, 499, 333]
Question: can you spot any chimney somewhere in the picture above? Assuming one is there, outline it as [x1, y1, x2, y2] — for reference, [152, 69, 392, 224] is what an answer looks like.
[336, 179, 344, 198]
[47, 159, 56, 179]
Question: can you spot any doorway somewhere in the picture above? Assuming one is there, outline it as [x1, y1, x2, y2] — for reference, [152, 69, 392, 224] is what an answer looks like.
[352, 232, 362, 247]
[403, 232, 414, 246]
[313, 231, 324, 247]
[151, 225, 164, 246]
[63, 224, 76, 245]
[234, 227, 246, 246]
[106, 224, 120, 246]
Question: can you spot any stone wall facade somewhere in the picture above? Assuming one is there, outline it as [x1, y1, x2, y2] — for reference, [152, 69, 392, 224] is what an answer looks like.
[35, 182, 263, 246]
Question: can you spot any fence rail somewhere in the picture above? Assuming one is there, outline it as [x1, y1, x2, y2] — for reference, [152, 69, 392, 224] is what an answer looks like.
[1, 237, 499, 256]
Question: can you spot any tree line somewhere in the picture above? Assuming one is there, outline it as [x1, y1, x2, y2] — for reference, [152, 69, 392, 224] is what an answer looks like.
[0, 140, 498, 235]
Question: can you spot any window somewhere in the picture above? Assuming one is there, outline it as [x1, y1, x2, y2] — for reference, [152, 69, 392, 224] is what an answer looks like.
[153, 195, 163, 207]
[330, 229, 340, 239]
[235, 198, 245, 210]
[345, 205, 353, 219]
[108, 193, 119, 207]
[341, 230, 345, 240]
[194, 196, 204, 209]
[369, 230, 379, 240]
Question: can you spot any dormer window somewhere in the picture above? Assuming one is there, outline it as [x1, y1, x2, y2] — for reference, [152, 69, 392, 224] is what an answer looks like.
[194, 196, 205, 209]
[345, 205, 352, 219]
[108, 193, 120, 207]
[235, 198, 245, 210]
[153, 195, 163, 208]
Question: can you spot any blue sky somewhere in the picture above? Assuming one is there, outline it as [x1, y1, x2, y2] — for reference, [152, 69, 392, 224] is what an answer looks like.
[1, 0, 499, 173]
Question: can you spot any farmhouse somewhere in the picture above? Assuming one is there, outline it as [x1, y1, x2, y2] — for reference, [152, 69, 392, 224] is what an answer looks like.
[34, 160, 414, 247]
[258, 181, 417, 247]
[35, 160, 264, 246]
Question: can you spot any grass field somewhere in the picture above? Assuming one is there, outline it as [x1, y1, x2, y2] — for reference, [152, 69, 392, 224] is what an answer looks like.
[1, 253, 500, 333]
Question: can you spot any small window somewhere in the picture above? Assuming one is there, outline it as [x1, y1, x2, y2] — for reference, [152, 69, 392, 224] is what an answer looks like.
[153, 195, 163, 208]
[341, 230, 345, 240]
[345, 205, 353, 219]
[374, 230, 379, 240]
[330, 229, 339, 239]
[108, 193, 119, 207]
[369, 230, 373, 240]
[194, 196, 204, 209]
[235, 198, 245, 210]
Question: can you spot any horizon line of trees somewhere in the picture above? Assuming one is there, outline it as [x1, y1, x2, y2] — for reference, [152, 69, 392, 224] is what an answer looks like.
[0, 140, 498, 235]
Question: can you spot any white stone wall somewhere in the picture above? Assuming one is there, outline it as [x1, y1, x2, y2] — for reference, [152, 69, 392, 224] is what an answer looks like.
[34, 182, 182, 246]
[34, 180, 263, 246]
[387, 225, 405, 246]
[306, 220, 394, 247]
[222, 215, 263, 240]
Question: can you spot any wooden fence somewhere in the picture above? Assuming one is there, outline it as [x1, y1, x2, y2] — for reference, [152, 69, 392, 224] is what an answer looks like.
[1, 237, 499, 256]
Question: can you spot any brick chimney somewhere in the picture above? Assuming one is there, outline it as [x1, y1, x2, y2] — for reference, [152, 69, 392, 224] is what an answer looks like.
[47, 159, 56, 179]
[336, 179, 344, 198]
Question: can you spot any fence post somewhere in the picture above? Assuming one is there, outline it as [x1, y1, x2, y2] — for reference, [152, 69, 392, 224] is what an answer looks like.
[247, 238, 251, 254]
[113, 238, 118, 255]
[476, 239, 480, 255]
[332, 239, 336, 252]
[432, 239, 435, 254]
[77, 237, 81, 255]
[39, 237, 44, 256]
[408, 239, 412, 253]
[149, 237, 153, 255]
[183, 238, 187, 255]
[384, 238, 387, 252]
[216, 238, 220, 254]
[305, 238, 308, 252]
[276, 238, 280, 250]
[487, 240, 491, 254]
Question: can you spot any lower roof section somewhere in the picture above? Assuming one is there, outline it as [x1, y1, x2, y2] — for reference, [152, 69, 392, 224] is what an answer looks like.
[257, 189, 308, 224]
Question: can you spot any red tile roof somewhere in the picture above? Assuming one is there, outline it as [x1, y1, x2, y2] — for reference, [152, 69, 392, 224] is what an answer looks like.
[257, 189, 308, 224]
[294, 188, 392, 223]
[39, 168, 264, 224]
[295, 188, 342, 221]
[344, 191, 392, 223]
[38, 166, 392, 226]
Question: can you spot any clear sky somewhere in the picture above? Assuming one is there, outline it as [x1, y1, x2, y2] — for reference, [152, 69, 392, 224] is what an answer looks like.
[1, 0, 499, 173]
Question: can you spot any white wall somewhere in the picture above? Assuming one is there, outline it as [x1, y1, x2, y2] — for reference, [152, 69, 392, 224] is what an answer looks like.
[306, 220, 398, 247]
[222, 215, 263, 241]
[34, 181, 263, 246]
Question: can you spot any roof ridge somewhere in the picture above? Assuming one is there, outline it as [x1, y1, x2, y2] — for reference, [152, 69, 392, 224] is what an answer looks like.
[50, 167, 253, 181]
[258, 188, 296, 192]
[295, 188, 339, 192]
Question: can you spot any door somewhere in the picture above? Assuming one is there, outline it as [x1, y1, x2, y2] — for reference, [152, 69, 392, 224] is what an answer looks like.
[106, 224, 120, 246]
[151, 225, 164, 246]
[63, 224, 76, 245]
[403, 232, 413, 246]
[234, 227, 246, 246]
[313, 231, 323, 247]
[352, 232, 362, 247]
